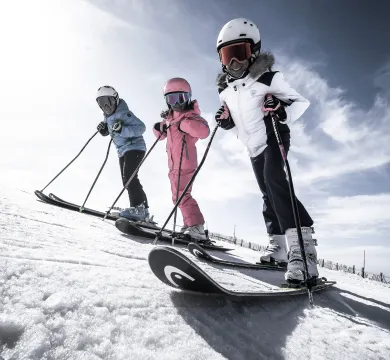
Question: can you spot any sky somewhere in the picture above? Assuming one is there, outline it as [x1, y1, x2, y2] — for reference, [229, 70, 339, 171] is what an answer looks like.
[1, 0, 390, 273]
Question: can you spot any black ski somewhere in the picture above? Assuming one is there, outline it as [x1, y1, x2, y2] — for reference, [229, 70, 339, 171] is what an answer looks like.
[115, 218, 233, 251]
[49, 192, 116, 219]
[148, 246, 336, 297]
[35, 190, 119, 221]
[35, 190, 65, 207]
[49, 193, 160, 230]
[188, 243, 286, 271]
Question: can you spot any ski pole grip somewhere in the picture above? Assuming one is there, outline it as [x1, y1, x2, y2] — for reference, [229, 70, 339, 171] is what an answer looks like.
[262, 94, 275, 112]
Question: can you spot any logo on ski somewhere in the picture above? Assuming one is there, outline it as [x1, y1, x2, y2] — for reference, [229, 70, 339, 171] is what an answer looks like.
[164, 265, 195, 287]
[192, 249, 203, 257]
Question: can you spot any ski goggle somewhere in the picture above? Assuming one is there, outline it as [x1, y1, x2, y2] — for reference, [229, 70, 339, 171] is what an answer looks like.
[165, 92, 191, 106]
[218, 42, 252, 66]
[97, 96, 117, 115]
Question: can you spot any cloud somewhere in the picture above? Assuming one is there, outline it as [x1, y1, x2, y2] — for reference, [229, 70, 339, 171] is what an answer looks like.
[196, 53, 390, 199]
[268, 53, 390, 188]
[374, 60, 390, 95]
[312, 193, 390, 239]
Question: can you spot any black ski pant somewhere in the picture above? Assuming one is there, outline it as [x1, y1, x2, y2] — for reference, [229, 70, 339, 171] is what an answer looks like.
[119, 150, 148, 208]
[250, 136, 313, 235]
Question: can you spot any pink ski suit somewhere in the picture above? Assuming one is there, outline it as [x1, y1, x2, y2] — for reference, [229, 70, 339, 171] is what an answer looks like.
[153, 101, 210, 227]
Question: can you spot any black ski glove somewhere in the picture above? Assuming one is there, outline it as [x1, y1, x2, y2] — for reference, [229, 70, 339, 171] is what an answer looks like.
[262, 95, 287, 122]
[215, 105, 235, 130]
[154, 122, 167, 134]
[97, 121, 109, 136]
[160, 110, 170, 119]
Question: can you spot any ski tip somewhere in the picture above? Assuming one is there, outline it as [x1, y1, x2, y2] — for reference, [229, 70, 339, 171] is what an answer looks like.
[34, 190, 48, 201]
[188, 242, 212, 260]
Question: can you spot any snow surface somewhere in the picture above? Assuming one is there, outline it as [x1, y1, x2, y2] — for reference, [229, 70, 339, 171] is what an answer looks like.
[1, 187, 390, 360]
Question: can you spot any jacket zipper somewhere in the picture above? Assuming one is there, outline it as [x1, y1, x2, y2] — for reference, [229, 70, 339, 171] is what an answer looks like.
[236, 83, 251, 137]
[184, 136, 189, 160]
[169, 114, 175, 170]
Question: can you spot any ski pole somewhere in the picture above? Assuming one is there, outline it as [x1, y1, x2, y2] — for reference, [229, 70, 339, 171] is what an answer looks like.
[40, 131, 99, 192]
[265, 94, 314, 305]
[104, 131, 165, 220]
[171, 136, 186, 246]
[154, 124, 219, 245]
[80, 138, 113, 212]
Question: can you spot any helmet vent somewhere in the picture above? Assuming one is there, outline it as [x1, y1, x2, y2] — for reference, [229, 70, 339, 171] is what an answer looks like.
[239, 33, 247, 36]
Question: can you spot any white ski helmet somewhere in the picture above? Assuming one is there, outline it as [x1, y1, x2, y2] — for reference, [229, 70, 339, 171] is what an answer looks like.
[96, 85, 119, 106]
[216, 18, 261, 54]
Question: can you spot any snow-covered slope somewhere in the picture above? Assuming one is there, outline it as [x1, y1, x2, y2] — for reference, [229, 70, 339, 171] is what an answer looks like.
[1, 188, 389, 360]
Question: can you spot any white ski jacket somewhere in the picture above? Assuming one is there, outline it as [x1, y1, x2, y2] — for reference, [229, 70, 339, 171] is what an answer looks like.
[217, 52, 310, 158]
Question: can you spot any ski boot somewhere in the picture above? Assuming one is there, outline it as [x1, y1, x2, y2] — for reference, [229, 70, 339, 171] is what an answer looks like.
[284, 227, 318, 285]
[110, 206, 125, 217]
[119, 203, 150, 222]
[183, 224, 207, 241]
[259, 234, 288, 266]
[179, 225, 188, 233]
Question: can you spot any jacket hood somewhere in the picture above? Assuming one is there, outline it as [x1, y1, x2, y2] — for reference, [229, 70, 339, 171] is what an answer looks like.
[116, 99, 129, 112]
[216, 51, 275, 91]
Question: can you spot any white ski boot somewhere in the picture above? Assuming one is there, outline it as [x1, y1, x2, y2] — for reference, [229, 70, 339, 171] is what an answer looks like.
[183, 224, 207, 241]
[259, 234, 288, 265]
[179, 225, 188, 233]
[284, 227, 319, 284]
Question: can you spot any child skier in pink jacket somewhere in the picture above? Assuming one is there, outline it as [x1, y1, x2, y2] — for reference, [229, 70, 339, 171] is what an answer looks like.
[153, 77, 210, 240]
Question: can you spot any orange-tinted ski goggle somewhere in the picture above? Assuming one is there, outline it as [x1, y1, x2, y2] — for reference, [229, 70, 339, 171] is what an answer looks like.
[218, 42, 252, 66]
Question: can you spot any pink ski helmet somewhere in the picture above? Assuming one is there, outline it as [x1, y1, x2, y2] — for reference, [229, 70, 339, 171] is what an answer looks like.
[163, 77, 191, 95]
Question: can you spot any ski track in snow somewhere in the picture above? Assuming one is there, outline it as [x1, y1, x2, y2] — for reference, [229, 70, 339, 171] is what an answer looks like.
[0, 188, 390, 360]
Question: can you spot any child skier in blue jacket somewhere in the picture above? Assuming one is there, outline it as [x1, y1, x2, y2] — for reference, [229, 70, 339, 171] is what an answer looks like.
[96, 85, 150, 222]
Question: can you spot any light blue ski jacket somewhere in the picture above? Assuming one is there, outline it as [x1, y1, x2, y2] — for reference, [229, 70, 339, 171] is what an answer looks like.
[104, 99, 146, 157]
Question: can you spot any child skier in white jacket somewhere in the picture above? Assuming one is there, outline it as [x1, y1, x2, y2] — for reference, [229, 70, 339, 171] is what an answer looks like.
[214, 18, 318, 285]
